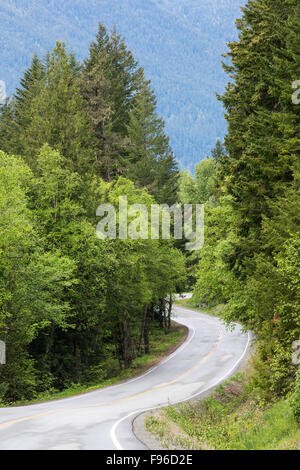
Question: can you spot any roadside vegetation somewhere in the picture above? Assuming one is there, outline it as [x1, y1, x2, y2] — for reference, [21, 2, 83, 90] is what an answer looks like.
[150, 0, 300, 450]
[177, 0, 300, 421]
[145, 364, 300, 450]
[174, 298, 225, 318]
[3, 322, 186, 406]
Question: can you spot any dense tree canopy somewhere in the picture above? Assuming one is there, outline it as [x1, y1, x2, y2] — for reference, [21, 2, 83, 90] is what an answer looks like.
[189, 0, 300, 397]
[0, 27, 185, 403]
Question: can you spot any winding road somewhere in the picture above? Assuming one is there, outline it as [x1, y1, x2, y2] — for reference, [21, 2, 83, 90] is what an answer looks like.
[0, 304, 251, 450]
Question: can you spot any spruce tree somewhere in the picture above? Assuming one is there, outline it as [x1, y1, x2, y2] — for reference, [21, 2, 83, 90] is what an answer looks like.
[219, 0, 300, 273]
[0, 55, 45, 155]
[80, 31, 127, 181]
[15, 54, 45, 108]
[212, 0, 300, 393]
[211, 139, 226, 162]
[19, 43, 94, 173]
[82, 24, 179, 201]
[80, 23, 144, 180]
[83, 24, 143, 134]
[126, 77, 179, 204]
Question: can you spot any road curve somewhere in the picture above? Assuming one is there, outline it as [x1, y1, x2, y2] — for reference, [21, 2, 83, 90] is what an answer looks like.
[0, 305, 251, 450]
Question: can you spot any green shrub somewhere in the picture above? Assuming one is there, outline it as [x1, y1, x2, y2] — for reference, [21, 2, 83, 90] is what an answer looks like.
[291, 366, 300, 422]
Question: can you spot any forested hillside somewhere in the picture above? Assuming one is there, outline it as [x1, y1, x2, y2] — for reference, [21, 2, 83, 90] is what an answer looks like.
[0, 0, 245, 167]
[0, 27, 186, 403]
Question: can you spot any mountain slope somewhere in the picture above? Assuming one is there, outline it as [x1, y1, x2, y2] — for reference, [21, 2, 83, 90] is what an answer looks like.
[0, 0, 245, 168]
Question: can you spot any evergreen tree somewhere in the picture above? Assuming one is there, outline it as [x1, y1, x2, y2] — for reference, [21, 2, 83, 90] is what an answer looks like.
[81, 23, 179, 202]
[80, 30, 127, 181]
[208, 0, 300, 394]
[87, 24, 143, 137]
[0, 55, 45, 155]
[80, 23, 145, 181]
[1, 43, 95, 174]
[126, 78, 179, 204]
[211, 139, 226, 162]
[15, 54, 45, 108]
[219, 0, 299, 254]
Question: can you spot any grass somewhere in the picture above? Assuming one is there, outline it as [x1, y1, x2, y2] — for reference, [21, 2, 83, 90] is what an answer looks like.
[174, 297, 225, 317]
[145, 368, 300, 450]
[7, 322, 188, 407]
[166, 298, 300, 450]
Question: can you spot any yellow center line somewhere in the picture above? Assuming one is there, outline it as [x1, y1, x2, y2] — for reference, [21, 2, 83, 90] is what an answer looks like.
[0, 323, 222, 429]
[84, 327, 222, 408]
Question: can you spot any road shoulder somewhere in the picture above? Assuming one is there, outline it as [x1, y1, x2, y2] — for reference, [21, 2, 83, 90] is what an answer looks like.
[133, 325, 253, 450]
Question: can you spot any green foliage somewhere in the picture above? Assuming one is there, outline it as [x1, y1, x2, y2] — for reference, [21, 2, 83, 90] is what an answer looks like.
[146, 372, 300, 450]
[193, 196, 240, 307]
[0, 27, 179, 204]
[126, 78, 179, 204]
[187, 0, 300, 398]
[0, 142, 185, 401]
[178, 155, 218, 288]
[292, 367, 300, 423]
[179, 157, 216, 205]
[0, 44, 95, 173]
[80, 24, 179, 201]
[0, 25, 186, 402]
[0, 150, 76, 401]
[211, 139, 227, 162]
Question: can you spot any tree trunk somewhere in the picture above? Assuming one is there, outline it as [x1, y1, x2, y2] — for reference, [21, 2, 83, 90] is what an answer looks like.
[123, 318, 130, 368]
[138, 307, 147, 356]
[144, 307, 150, 355]
[167, 295, 172, 331]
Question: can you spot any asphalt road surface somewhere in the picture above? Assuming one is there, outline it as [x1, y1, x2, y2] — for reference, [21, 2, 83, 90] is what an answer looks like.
[0, 304, 251, 450]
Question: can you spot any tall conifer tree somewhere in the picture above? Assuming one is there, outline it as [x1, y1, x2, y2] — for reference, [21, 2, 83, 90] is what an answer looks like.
[126, 77, 179, 203]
